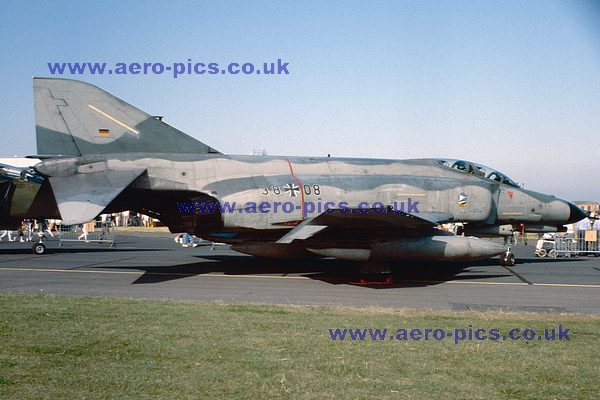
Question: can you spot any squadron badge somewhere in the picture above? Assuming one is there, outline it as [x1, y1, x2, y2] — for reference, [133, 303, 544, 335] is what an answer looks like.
[458, 192, 469, 207]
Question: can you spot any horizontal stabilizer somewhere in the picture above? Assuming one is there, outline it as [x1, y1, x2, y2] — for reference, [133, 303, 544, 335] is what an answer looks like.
[50, 169, 145, 225]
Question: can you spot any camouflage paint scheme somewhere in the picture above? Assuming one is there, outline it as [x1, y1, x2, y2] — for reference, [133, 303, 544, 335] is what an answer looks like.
[0, 78, 585, 267]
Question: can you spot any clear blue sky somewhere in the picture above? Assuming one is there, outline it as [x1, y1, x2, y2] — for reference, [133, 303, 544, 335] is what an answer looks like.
[1, 0, 599, 201]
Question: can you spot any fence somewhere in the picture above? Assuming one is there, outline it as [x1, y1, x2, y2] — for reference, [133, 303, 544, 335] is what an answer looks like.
[58, 221, 116, 247]
[546, 231, 600, 258]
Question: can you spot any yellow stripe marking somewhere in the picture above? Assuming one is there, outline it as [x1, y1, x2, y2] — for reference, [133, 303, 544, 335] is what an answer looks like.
[88, 104, 139, 135]
[533, 283, 600, 288]
[448, 280, 529, 286]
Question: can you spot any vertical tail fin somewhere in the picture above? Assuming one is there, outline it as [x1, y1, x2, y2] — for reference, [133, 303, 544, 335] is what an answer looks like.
[34, 77, 220, 156]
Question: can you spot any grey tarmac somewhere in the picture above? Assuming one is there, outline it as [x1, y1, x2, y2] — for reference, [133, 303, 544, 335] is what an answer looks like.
[0, 233, 598, 315]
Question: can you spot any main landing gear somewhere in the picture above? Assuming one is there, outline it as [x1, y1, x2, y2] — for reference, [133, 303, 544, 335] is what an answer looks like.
[356, 262, 394, 285]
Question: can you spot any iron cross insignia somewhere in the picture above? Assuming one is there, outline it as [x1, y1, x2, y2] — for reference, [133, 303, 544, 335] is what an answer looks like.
[284, 183, 300, 197]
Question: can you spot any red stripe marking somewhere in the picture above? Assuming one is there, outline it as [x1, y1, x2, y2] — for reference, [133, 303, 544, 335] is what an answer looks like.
[285, 158, 305, 221]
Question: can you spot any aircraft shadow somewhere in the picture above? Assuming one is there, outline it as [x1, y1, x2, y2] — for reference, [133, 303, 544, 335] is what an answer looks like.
[95, 254, 511, 288]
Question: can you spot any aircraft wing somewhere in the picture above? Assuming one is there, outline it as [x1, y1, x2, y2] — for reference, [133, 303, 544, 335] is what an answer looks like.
[276, 208, 441, 244]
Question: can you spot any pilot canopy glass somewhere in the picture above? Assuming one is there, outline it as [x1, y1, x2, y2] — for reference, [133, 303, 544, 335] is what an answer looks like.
[436, 159, 519, 187]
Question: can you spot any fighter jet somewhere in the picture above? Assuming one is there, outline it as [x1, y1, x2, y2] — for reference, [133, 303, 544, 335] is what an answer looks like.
[0, 78, 585, 276]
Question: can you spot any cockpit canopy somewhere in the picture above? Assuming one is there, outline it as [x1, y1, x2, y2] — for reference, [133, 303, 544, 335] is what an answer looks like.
[436, 159, 519, 187]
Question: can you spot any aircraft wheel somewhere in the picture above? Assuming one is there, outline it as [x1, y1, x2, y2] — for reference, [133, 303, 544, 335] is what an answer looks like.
[500, 252, 515, 267]
[548, 249, 557, 258]
[538, 249, 547, 258]
[32, 243, 46, 255]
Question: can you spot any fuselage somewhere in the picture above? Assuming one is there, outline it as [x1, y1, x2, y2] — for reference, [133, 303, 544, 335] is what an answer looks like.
[26, 154, 583, 241]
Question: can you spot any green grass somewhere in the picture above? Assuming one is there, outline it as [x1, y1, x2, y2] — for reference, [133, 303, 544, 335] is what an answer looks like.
[0, 294, 598, 399]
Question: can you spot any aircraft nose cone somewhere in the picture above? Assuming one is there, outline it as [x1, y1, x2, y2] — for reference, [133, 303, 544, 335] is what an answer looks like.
[567, 202, 586, 224]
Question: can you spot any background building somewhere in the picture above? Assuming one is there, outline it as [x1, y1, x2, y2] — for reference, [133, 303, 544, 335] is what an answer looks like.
[574, 201, 599, 216]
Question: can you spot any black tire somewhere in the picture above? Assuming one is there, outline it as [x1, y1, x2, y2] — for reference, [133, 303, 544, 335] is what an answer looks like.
[500, 252, 516, 267]
[505, 252, 516, 267]
[538, 248, 547, 258]
[548, 249, 557, 258]
[32, 243, 46, 255]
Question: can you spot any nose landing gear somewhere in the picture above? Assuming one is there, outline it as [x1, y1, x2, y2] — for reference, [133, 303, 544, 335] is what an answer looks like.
[500, 246, 516, 267]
